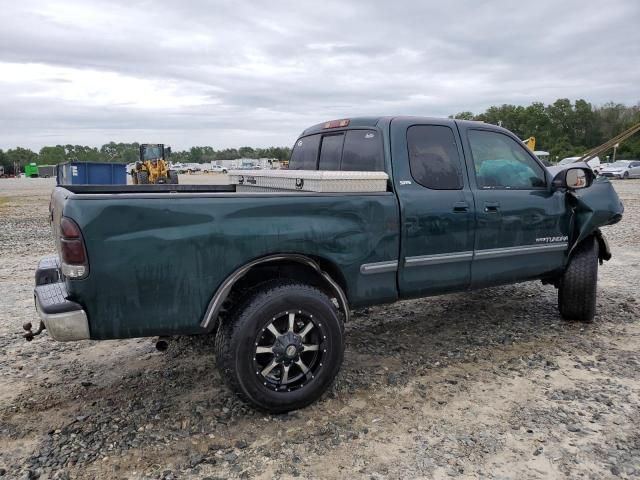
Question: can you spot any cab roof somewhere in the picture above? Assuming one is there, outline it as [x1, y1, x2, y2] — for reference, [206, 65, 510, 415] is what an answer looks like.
[301, 117, 382, 136]
[300, 116, 507, 137]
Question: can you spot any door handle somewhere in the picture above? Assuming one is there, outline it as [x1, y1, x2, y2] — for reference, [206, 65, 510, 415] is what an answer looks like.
[453, 201, 470, 212]
[484, 201, 500, 213]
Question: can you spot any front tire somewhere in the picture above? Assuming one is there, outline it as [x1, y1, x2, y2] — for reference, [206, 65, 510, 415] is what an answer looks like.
[215, 281, 344, 413]
[136, 171, 149, 184]
[623, 171, 629, 180]
[558, 237, 599, 322]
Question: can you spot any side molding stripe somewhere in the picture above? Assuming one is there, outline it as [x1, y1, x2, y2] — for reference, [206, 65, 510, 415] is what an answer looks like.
[473, 243, 568, 260]
[403, 243, 568, 267]
[360, 260, 399, 275]
[405, 251, 473, 267]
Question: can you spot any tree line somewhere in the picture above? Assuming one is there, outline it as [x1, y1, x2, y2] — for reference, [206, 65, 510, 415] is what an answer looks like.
[451, 99, 640, 161]
[0, 143, 293, 175]
[1, 99, 639, 175]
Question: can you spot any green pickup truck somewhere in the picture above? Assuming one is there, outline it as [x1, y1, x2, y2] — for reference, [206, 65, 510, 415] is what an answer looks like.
[33, 117, 623, 412]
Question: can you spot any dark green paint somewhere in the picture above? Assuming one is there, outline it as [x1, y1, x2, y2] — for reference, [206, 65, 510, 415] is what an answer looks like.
[64, 193, 399, 339]
[51, 117, 623, 340]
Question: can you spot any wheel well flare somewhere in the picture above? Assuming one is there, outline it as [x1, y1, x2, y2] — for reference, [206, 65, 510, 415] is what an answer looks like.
[200, 255, 349, 330]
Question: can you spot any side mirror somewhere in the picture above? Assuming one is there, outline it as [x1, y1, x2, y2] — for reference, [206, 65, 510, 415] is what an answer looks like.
[552, 167, 593, 190]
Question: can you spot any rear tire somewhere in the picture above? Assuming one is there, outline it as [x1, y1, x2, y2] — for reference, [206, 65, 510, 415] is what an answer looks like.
[558, 237, 599, 322]
[215, 281, 344, 413]
[136, 171, 149, 184]
[168, 170, 179, 184]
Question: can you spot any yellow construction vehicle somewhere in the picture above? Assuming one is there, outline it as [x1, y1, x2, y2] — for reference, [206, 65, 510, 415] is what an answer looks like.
[131, 144, 178, 184]
[522, 136, 536, 151]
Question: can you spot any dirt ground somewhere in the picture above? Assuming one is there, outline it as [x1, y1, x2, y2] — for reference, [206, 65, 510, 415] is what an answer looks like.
[0, 177, 639, 480]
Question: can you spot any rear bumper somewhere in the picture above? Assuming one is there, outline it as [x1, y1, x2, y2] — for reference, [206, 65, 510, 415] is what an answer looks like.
[34, 256, 90, 342]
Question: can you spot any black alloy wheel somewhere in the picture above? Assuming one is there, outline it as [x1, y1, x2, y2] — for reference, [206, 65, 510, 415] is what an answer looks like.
[215, 281, 344, 412]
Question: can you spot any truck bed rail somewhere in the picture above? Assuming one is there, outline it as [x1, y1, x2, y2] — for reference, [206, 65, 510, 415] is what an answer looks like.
[61, 184, 236, 194]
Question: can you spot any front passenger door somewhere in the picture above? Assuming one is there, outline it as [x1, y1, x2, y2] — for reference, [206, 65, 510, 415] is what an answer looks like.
[461, 127, 571, 288]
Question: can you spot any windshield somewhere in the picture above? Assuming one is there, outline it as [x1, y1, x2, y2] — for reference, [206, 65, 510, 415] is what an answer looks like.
[608, 161, 630, 168]
[142, 145, 163, 161]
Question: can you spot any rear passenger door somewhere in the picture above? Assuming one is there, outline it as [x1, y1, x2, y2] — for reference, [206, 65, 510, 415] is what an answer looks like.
[631, 161, 640, 178]
[459, 125, 571, 288]
[392, 118, 475, 298]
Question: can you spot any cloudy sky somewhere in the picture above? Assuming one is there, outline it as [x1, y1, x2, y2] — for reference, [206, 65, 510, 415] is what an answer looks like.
[1, 0, 638, 151]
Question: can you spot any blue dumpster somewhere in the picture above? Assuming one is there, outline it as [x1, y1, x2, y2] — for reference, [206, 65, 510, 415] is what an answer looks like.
[57, 162, 127, 185]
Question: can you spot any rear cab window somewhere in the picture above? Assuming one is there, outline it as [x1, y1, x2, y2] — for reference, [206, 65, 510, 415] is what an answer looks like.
[290, 129, 384, 172]
[341, 130, 384, 171]
[289, 135, 321, 170]
[318, 134, 345, 170]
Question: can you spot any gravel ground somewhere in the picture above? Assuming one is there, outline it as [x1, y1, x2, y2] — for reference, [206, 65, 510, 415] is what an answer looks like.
[0, 177, 639, 480]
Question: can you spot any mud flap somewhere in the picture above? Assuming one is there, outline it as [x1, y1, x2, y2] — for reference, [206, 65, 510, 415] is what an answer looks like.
[593, 229, 611, 263]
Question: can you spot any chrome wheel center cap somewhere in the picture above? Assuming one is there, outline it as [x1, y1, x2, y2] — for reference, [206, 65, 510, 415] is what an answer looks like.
[285, 345, 298, 358]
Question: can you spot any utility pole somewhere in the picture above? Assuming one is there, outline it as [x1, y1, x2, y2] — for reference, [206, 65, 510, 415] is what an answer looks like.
[612, 143, 619, 163]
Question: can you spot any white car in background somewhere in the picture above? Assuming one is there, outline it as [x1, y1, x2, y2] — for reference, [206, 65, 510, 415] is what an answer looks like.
[558, 156, 602, 174]
[599, 160, 640, 179]
[170, 163, 188, 174]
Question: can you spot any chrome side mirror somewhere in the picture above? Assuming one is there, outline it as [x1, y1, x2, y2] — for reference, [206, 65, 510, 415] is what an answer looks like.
[552, 167, 593, 190]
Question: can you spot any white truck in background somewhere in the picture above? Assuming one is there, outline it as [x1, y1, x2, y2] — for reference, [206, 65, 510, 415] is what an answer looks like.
[559, 156, 602, 174]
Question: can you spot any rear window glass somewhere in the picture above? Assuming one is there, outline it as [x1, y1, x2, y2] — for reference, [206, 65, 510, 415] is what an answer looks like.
[341, 130, 384, 171]
[407, 125, 463, 189]
[318, 134, 344, 170]
[289, 134, 320, 170]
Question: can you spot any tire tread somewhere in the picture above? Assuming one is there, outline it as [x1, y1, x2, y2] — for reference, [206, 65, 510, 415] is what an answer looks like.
[558, 236, 598, 322]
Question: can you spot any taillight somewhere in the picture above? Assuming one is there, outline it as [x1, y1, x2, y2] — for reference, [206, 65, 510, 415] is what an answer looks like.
[60, 217, 88, 279]
[60, 217, 81, 239]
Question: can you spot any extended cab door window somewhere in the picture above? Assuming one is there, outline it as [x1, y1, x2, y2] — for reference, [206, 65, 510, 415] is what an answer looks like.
[468, 130, 546, 189]
[407, 125, 463, 189]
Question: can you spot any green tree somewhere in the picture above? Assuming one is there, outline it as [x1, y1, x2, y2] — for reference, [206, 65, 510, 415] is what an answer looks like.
[39, 145, 67, 165]
[6, 147, 38, 173]
[0, 149, 12, 175]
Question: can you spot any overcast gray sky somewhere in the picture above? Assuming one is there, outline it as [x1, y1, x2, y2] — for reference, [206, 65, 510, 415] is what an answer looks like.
[1, 0, 638, 151]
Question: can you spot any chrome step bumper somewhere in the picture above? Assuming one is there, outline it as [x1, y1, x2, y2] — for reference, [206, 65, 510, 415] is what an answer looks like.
[34, 256, 90, 341]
